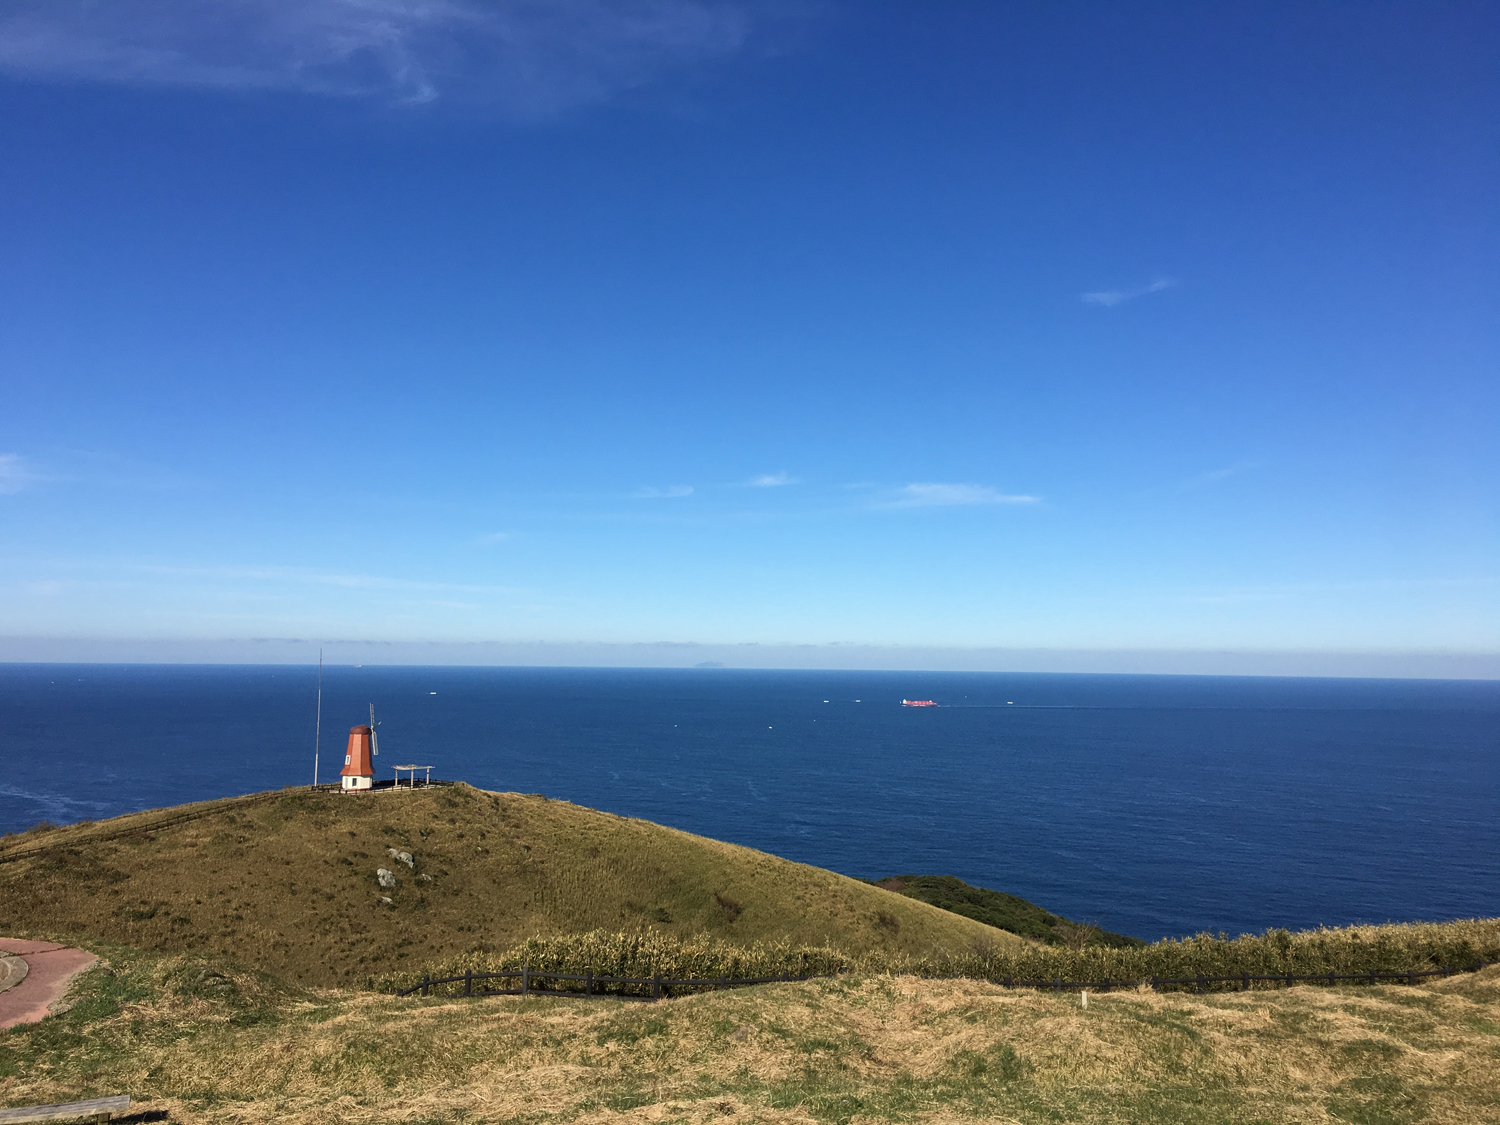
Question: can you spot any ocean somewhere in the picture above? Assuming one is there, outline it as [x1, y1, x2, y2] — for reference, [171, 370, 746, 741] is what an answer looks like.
[2, 663, 1496, 942]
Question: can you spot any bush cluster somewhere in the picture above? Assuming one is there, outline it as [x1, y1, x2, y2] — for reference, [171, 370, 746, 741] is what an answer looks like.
[911, 917, 1500, 988]
[380, 929, 858, 996]
[385, 917, 1500, 997]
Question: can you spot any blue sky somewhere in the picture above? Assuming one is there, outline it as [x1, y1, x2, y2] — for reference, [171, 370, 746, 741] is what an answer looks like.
[1, 1, 1497, 671]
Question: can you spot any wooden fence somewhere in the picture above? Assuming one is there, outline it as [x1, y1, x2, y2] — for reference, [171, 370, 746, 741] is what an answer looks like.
[398, 968, 811, 1000]
[398, 960, 1492, 1002]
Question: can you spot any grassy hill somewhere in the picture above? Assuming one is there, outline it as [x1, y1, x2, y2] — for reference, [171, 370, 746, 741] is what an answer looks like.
[0, 784, 1024, 986]
[874, 874, 1146, 948]
[2, 936, 1498, 1124]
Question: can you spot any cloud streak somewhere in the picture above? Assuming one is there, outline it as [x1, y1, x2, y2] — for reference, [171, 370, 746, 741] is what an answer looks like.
[1082, 277, 1177, 308]
[0, 0, 758, 114]
[748, 471, 795, 487]
[0, 454, 36, 495]
[1180, 461, 1258, 490]
[878, 483, 1039, 509]
[632, 484, 694, 499]
[139, 562, 527, 595]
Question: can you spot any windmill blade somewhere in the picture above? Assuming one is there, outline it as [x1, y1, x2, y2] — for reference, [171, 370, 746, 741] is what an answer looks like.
[369, 704, 380, 756]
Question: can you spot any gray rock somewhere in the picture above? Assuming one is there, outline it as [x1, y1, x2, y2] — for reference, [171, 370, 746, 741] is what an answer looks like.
[376, 867, 397, 889]
[418, 873, 433, 882]
[387, 848, 415, 868]
[379, 896, 393, 905]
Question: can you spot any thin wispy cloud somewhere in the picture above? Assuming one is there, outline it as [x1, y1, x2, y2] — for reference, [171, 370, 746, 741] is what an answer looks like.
[3, 448, 202, 492]
[0, 453, 36, 494]
[748, 471, 796, 487]
[1179, 574, 1500, 604]
[1180, 461, 1258, 490]
[878, 483, 1040, 509]
[0, 0, 759, 115]
[1082, 277, 1178, 308]
[631, 484, 694, 499]
[140, 562, 528, 596]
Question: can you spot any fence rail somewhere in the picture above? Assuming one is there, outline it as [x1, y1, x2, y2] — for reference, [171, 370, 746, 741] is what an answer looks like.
[397, 960, 1491, 1002]
[397, 967, 811, 1000]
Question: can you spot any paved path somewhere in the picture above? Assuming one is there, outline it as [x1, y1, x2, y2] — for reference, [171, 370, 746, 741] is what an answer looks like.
[0, 939, 98, 1030]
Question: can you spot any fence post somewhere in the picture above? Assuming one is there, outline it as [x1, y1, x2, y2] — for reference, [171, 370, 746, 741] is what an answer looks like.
[782, 971, 790, 982]
[1242, 972, 1250, 991]
[653, 974, 661, 1001]
[1149, 976, 1158, 992]
[1328, 971, 1335, 987]
[1054, 978, 1062, 993]
[1407, 970, 1415, 986]
[1102, 977, 1110, 993]
[1002, 976, 1012, 988]
[1195, 974, 1204, 994]
[586, 971, 593, 997]
[522, 966, 530, 996]
[465, 969, 472, 997]
[1368, 969, 1376, 986]
[421, 975, 430, 998]
[1284, 972, 1292, 989]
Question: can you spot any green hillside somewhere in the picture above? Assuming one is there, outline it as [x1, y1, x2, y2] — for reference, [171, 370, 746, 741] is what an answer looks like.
[0, 784, 1026, 986]
[874, 874, 1146, 947]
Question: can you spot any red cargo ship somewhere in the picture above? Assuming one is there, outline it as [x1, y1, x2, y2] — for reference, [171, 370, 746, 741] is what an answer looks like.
[901, 698, 937, 707]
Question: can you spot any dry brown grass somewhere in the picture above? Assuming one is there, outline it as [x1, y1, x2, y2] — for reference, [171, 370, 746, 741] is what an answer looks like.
[4, 942, 1498, 1124]
[0, 785, 1023, 987]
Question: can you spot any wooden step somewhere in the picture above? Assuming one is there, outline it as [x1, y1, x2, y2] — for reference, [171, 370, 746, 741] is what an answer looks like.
[0, 1095, 130, 1123]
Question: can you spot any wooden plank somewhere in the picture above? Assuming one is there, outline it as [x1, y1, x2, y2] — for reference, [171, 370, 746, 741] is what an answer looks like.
[0, 1095, 130, 1123]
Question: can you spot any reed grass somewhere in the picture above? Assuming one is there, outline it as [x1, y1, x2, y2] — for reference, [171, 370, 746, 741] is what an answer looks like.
[916, 916, 1500, 987]
[388, 917, 1500, 997]
[379, 928, 860, 995]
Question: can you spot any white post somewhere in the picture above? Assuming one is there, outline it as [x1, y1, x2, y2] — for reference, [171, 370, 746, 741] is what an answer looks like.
[312, 648, 322, 787]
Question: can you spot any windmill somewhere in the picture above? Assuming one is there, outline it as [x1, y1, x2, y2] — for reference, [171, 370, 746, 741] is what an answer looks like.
[339, 703, 382, 793]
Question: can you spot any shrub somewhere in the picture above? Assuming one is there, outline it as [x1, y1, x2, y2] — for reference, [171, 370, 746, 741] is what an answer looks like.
[902, 917, 1500, 989]
[380, 929, 857, 996]
[386, 918, 1500, 997]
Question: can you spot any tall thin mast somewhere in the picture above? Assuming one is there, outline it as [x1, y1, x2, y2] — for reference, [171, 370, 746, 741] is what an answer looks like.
[313, 648, 323, 787]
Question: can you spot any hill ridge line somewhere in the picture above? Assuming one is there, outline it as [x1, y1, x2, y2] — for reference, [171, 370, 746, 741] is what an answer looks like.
[0, 789, 288, 865]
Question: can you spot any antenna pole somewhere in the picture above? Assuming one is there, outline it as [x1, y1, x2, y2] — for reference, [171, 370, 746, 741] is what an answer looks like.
[313, 649, 323, 787]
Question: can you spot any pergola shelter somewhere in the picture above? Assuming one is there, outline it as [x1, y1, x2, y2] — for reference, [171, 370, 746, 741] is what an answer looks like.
[392, 764, 434, 789]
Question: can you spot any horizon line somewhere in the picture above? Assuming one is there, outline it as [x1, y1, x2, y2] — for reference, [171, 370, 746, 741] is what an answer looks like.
[1, 636, 1495, 681]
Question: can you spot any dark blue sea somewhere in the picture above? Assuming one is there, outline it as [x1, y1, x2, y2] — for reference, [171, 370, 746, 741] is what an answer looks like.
[2, 664, 1496, 942]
